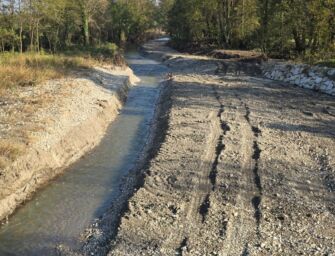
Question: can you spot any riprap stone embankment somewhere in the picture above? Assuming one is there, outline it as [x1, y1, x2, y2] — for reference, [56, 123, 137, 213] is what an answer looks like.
[262, 63, 335, 96]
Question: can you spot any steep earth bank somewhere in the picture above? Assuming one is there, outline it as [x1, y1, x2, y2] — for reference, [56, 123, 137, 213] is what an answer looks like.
[109, 40, 335, 255]
[0, 66, 138, 222]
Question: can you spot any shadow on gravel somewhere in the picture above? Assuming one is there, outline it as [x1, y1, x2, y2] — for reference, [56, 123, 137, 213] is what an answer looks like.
[164, 160, 332, 194]
[216, 61, 263, 77]
[82, 68, 132, 101]
[261, 155, 335, 216]
[268, 120, 335, 138]
[126, 63, 168, 75]
[170, 77, 335, 140]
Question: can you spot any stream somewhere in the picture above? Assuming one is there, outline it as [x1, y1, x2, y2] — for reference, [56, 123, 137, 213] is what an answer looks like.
[0, 48, 167, 255]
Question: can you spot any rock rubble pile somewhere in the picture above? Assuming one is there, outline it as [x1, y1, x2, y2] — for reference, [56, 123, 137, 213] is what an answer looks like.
[263, 64, 335, 96]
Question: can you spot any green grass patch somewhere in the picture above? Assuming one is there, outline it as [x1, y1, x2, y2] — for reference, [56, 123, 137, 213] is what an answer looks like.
[315, 59, 335, 68]
[63, 43, 125, 66]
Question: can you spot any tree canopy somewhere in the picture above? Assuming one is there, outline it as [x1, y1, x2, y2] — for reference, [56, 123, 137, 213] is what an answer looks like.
[0, 0, 333, 60]
[167, 0, 335, 59]
[0, 0, 158, 52]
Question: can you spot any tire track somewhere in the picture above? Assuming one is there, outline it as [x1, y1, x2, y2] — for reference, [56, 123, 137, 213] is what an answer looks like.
[165, 80, 223, 253]
[176, 237, 189, 256]
[199, 194, 211, 223]
[172, 82, 230, 252]
[244, 103, 263, 238]
[208, 87, 231, 191]
[199, 86, 230, 223]
[318, 154, 335, 193]
[217, 94, 264, 255]
[317, 153, 335, 215]
[219, 99, 256, 256]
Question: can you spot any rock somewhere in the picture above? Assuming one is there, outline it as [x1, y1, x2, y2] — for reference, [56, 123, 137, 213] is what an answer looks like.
[327, 69, 335, 76]
[294, 78, 301, 85]
[308, 71, 316, 77]
[292, 67, 300, 75]
[323, 80, 334, 90]
[315, 77, 322, 83]
[262, 63, 334, 96]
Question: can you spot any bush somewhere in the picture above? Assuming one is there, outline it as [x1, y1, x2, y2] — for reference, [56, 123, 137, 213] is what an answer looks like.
[63, 43, 125, 65]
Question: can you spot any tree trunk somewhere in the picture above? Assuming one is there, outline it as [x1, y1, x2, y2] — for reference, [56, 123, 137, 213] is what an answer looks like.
[36, 20, 40, 53]
[30, 22, 34, 51]
[241, 0, 245, 38]
[19, 22, 23, 53]
[18, 0, 23, 53]
[262, 0, 269, 52]
[217, 3, 224, 46]
[46, 35, 52, 52]
[82, 11, 90, 45]
[292, 28, 305, 53]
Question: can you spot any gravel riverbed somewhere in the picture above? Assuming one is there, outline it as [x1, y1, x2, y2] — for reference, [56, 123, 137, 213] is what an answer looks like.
[107, 40, 335, 256]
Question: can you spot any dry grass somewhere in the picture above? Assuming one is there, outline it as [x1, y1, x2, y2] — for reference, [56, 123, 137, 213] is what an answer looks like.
[0, 156, 8, 170]
[0, 52, 97, 91]
[0, 42, 125, 92]
[0, 47, 124, 170]
[0, 139, 24, 169]
[0, 53, 93, 169]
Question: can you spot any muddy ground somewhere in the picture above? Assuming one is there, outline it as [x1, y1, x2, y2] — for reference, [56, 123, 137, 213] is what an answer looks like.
[102, 40, 335, 256]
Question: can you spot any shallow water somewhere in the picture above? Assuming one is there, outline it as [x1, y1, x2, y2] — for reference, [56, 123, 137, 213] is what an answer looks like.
[0, 49, 167, 255]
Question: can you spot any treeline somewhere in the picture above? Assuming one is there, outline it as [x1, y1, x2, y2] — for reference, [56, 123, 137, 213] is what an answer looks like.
[167, 0, 335, 59]
[1, 0, 333, 60]
[0, 0, 158, 53]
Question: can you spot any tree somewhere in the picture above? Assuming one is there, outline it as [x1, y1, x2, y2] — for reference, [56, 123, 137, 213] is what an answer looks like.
[0, 0, 159, 52]
[155, 0, 174, 31]
[108, 0, 157, 44]
[167, 0, 334, 59]
[75, 0, 108, 45]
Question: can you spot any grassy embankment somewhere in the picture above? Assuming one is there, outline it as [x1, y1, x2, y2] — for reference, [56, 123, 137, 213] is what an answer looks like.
[0, 43, 124, 90]
[0, 43, 124, 170]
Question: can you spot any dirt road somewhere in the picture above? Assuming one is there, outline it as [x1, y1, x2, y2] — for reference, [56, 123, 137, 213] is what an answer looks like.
[106, 40, 335, 255]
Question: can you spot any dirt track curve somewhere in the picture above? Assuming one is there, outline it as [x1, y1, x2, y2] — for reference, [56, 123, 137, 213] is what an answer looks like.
[108, 40, 335, 256]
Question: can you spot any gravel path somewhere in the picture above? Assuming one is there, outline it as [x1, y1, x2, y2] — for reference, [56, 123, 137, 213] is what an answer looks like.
[108, 40, 335, 255]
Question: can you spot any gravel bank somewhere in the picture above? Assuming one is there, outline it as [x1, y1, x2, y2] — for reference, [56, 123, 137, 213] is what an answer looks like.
[109, 40, 335, 255]
[0, 66, 138, 222]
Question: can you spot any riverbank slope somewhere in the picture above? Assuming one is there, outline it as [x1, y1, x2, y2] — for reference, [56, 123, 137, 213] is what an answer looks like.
[0, 65, 138, 222]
